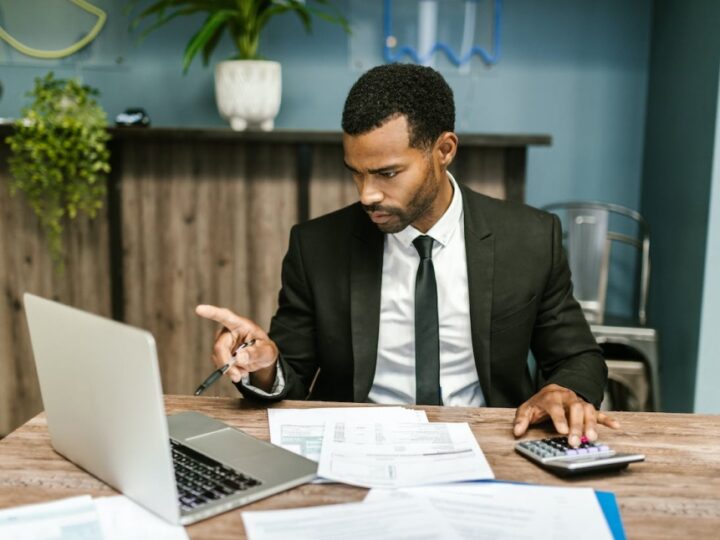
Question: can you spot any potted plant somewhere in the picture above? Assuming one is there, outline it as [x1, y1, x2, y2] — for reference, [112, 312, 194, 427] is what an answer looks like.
[129, 0, 350, 131]
[5, 73, 111, 270]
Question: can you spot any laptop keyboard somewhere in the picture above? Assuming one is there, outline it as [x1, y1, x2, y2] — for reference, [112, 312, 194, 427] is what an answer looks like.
[170, 439, 262, 512]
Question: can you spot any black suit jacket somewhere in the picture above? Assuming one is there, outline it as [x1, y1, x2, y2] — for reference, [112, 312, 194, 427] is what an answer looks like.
[239, 184, 607, 408]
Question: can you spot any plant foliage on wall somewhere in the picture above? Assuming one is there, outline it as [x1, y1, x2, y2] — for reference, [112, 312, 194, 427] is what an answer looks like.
[5, 73, 111, 269]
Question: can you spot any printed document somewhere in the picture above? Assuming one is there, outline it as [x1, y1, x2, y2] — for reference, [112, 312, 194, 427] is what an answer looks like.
[242, 496, 461, 540]
[365, 483, 613, 540]
[317, 421, 494, 488]
[0, 495, 188, 540]
[268, 407, 427, 461]
[96, 496, 188, 540]
[0, 495, 101, 540]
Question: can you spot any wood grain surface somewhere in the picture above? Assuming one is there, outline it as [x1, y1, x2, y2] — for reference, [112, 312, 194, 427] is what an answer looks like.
[119, 139, 296, 400]
[0, 396, 718, 540]
[0, 145, 112, 436]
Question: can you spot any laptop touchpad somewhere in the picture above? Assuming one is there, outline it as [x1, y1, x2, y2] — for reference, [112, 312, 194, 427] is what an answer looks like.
[187, 428, 267, 463]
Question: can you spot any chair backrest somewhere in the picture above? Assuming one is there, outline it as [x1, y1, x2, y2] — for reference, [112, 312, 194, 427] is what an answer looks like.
[542, 202, 650, 326]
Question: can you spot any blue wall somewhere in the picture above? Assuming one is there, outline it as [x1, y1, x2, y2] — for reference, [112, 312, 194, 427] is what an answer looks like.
[640, 0, 720, 412]
[12, 1, 703, 400]
[0, 0, 651, 211]
[0, 0, 653, 317]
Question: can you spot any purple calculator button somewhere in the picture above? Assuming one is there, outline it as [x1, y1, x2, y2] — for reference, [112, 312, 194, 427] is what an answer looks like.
[598, 445, 610, 452]
[565, 449, 578, 456]
[588, 447, 599, 453]
[577, 448, 589, 454]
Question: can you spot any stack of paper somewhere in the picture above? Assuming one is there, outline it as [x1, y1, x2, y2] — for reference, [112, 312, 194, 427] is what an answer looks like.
[269, 407, 493, 488]
[242, 497, 461, 540]
[241, 483, 616, 540]
[257, 407, 619, 540]
[0, 495, 188, 540]
[365, 483, 615, 540]
[317, 421, 494, 488]
[268, 406, 427, 462]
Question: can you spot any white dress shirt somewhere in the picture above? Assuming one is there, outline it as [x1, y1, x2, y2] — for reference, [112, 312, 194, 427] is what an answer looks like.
[368, 174, 484, 406]
[243, 174, 484, 407]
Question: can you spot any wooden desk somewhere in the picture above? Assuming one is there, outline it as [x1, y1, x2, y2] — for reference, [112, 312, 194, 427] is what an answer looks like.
[1, 396, 718, 539]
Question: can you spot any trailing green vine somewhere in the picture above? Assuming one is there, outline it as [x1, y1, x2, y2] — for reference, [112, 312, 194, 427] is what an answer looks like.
[5, 73, 111, 270]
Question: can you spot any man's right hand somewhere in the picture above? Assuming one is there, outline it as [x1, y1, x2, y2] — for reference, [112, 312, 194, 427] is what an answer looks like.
[195, 305, 279, 392]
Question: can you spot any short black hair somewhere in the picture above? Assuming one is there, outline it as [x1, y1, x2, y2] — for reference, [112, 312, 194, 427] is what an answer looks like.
[341, 63, 455, 148]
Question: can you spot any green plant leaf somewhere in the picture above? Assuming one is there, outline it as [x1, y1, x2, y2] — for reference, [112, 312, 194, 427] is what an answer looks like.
[201, 17, 227, 65]
[128, 0, 350, 68]
[183, 10, 235, 72]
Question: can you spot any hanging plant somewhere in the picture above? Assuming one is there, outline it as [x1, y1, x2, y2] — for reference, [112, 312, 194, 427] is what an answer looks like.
[5, 72, 111, 270]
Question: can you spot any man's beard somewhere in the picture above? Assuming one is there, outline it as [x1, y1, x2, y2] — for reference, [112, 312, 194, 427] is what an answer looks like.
[363, 168, 439, 234]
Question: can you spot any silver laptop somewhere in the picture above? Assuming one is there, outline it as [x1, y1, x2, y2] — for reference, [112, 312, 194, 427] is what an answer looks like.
[23, 293, 317, 525]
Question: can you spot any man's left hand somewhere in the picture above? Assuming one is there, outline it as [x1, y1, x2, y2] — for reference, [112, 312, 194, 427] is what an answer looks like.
[512, 384, 620, 447]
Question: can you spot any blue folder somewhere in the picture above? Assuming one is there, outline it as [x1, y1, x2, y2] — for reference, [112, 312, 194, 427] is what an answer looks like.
[594, 490, 625, 540]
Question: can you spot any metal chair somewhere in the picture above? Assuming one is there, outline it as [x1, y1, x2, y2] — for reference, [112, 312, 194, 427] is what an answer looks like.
[542, 202, 660, 411]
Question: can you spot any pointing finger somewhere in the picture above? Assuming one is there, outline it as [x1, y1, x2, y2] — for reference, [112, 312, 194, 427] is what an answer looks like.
[196, 305, 248, 331]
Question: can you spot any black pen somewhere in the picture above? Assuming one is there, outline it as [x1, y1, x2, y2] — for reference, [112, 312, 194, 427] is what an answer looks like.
[194, 339, 256, 396]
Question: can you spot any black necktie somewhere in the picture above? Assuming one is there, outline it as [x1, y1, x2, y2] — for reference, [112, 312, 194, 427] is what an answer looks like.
[412, 235, 441, 405]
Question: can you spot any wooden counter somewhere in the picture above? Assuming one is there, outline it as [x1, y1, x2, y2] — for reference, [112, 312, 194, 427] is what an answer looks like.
[0, 127, 551, 436]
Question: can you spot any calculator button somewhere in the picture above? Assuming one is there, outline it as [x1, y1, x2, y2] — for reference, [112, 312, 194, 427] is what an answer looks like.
[565, 449, 578, 456]
[588, 447, 599, 453]
[598, 445, 610, 452]
[577, 448, 589, 454]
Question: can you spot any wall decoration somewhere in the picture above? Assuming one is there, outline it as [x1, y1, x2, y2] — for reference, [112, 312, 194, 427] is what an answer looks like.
[0, 0, 106, 59]
[383, 0, 501, 68]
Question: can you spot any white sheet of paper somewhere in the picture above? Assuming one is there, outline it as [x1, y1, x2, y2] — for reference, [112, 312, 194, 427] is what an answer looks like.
[365, 483, 613, 540]
[317, 421, 494, 488]
[0, 495, 102, 540]
[268, 407, 428, 461]
[95, 496, 188, 540]
[241, 497, 461, 540]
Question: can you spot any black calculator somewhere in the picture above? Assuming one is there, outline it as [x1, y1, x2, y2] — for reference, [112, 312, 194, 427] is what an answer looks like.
[515, 436, 645, 476]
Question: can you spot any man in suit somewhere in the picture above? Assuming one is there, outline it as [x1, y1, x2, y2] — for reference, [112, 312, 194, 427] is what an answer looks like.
[197, 64, 618, 447]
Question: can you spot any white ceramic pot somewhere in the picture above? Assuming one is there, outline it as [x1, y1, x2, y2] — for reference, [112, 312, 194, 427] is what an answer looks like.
[214, 60, 281, 131]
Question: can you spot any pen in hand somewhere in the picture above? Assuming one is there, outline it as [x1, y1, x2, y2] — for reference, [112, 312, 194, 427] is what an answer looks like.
[194, 339, 256, 396]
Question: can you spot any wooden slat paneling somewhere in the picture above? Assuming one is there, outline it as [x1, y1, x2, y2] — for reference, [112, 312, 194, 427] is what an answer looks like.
[1, 132, 536, 430]
[0, 145, 111, 436]
[120, 140, 296, 398]
[451, 146, 508, 200]
[308, 144, 356, 219]
[308, 145, 527, 218]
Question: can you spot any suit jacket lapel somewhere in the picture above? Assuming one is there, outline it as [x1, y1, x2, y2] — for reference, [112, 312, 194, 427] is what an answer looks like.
[350, 206, 384, 402]
[461, 185, 494, 404]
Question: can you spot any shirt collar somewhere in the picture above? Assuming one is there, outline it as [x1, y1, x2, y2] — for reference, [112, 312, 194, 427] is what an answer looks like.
[393, 172, 463, 249]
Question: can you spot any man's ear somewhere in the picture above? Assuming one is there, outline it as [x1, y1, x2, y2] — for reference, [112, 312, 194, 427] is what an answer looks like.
[434, 132, 459, 169]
